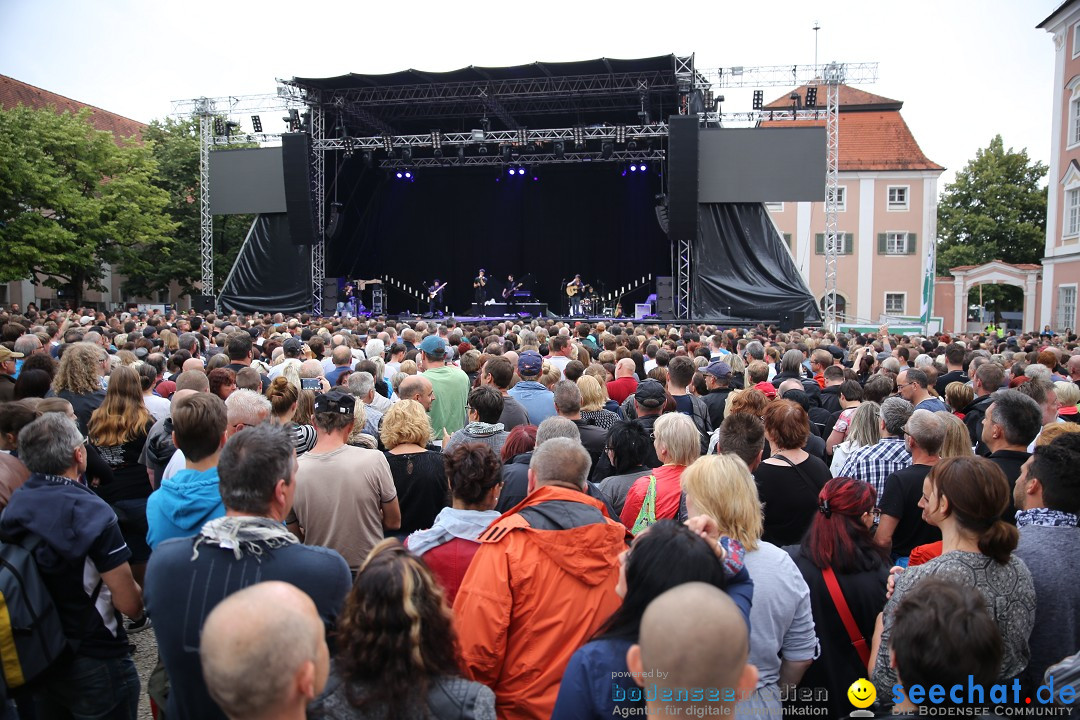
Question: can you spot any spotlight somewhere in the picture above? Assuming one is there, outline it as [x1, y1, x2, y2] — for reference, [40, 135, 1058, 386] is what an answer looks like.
[457, 147, 466, 162]
[404, 171, 412, 179]
[382, 135, 393, 153]
[430, 130, 443, 150]
[213, 117, 225, 135]
[630, 164, 638, 172]
[752, 90, 764, 110]
[627, 140, 638, 151]
[532, 176, 539, 182]
[508, 167, 516, 176]
[805, 86, 817, 107]
[601, 142, 614, 159]
[251, 115, 263, 133]
[573, 126, 586, 148]
[478, 145, 489, 155]
[283, 109, 301, 131]
[615, 125, 627, 144]
[640, 163, 648, 172]
[517, 167, 525, 175]
[342, 136, 356, 158]
[554, 141, 565, 160]
[396, 171, 403, 179]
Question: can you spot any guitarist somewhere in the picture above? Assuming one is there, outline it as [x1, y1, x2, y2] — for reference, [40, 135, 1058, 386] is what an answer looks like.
[502, 274, 522, 309]
[473, 269, 488, 305]
[427, 279, 446, 317]
[566, 274, 584, 316]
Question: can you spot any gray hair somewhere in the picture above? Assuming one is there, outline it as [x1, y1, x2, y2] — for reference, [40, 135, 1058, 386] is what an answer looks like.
[553, 380, 582, 415]
[744, 341, 765, 361]
[880, 397, 914, 436]
[880, 357, 901, 374]
[1024, 364, 1051, 382]
[18, 414, 83, 475]
[780, 349, 804, 375]
[218, 423, 295, 515]
[906, 409, 945, 455]
[347, 371, 375, 399]
[536, 416, 580, 446]
[225, 389, 272, 427]
[299, 360, 324, 378]
[390, 372, 407, 394]
[364, 338, 385, 361]
[529, 436, 591, 489]
[13, 334, 41, 355]
[988, 389, 1043, 446]
[913, 354, 934, 369]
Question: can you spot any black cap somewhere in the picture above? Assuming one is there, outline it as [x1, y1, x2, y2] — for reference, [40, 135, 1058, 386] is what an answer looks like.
[313, 390, 355, 416]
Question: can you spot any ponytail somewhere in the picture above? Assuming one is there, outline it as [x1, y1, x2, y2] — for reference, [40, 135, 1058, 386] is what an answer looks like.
[978, 520, 1018, 565]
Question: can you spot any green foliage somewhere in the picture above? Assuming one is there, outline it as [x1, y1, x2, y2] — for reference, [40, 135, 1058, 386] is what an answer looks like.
[0, 106, 176, 306]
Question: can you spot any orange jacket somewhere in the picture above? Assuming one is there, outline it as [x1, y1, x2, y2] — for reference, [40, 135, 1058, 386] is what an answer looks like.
[453, 485, 629, 720]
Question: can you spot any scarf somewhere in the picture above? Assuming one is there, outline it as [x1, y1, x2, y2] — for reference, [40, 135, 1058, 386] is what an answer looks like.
[192, 515, 297, 561]
[406, 507, 502, 556]
[1016, 508, 1078, 528]
[461, 421, 504, 437]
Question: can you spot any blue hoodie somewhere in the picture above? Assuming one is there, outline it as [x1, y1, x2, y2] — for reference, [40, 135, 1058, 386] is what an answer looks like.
[146, 467, 226, 550]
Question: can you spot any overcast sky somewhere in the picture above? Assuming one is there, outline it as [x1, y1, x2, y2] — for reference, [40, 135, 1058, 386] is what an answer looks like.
[0, 0, 1064, 190]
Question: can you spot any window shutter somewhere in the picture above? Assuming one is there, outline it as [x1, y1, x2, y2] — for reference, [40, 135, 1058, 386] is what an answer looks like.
[844, 233, 854, 254]
[816, 233, 824, 254]
[783, 233, 793, 251]
[878, 233, 887, 254]
[906, 232, 917, 254]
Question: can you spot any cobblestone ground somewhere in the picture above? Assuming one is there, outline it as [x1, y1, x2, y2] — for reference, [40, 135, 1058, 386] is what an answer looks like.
[131, 625, 158, 720]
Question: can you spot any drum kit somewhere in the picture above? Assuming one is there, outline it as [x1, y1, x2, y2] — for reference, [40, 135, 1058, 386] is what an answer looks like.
[579, 285, 601, 315]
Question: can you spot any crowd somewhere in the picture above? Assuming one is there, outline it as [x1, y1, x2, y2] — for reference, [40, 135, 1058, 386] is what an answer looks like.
[0, 303, 1079, 720]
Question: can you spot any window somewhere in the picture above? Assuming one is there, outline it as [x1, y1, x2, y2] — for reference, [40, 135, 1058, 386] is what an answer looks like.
[1067, 188, 1080, 237]
[877, 232, 917, 255]
[1069, 76, 1080, 149]
[1074, 23, 1080, 59]
[1058, 285, 1078, 331]
[827, 185, 846, 212]
[765, 202, 784, 212]
[887, 186, 909, 211]
[815, 233, 854, 254]
[885, 293, 906, 315]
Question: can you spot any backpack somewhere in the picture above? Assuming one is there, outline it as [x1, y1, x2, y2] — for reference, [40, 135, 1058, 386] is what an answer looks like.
[0, 535, 70, 689]
[631, 475, 658, 534]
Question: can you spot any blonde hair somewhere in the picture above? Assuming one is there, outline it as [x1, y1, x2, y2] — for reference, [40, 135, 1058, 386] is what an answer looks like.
[944, 381, 974, 414]
[53, 343, 105, 395]
[399, 360, 418, 376]
[1054, 381, 1079, 409]
[681, 454, 762, 551]
[576, 375, 607, 412]
[88, 365, 153, 446]
[935, 411, 974, 458]
[1035, 421, 1080, 447]
[380, 399, 432, 449]
[652, 412, 701, 467]
[847, 401, 881, 449]
[539, 362, 561, 390]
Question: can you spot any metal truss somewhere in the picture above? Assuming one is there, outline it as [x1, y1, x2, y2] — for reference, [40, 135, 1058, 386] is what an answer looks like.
[171, 87, 305, 119]
[703, 109, 829, 124]
[701, 62, 878, 88]
[379, 149, 666, 169]
[196, 100, 214, 300]
[822, 64, 843, 332]
[676, 239, 692, 320]
[311, 97, 326, 317]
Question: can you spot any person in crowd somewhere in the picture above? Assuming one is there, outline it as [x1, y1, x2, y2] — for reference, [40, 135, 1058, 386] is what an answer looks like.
[837, 397, 914, 495]
[982, 389, 1043, 521]
[0, 402, 32, 508]
[869, 456, 1036, 700]
[508, 351, 557, 425]
[818, 364, 846, 416]
[87, 364, 155, 590]
[937, 410, 976, 458]
[444, 385, 509, 456]
[406, 442, 503, 603]
[681, 453, 817, 720]
[13, 367, 51, 400]
[770, 349, 821, 407]
[310, 540, 495, 719]
[479, 355, 530, 430]
[324, 345, 354, 388]
[1012, 433, 1080, 694]
[454, 437, 628, 719]
[829, 400, 880, 475]
[715, 413, 767, 471]
[50, 341, 108, 433]
[201, 581, 330, 720]
[597, 379, 665, 479]
[577, 375, 619, 429]
[597, 420, 654, 515]
[666, 355, 712, 445]
[626, 582, 758, 718]
[208, 367, 237, 402]
[965, 362, 1006, 454]
[888, 579, 1003, 714]
[620, 412, 701, 529]
[755, 399, 831, 546]
[141, 371, 210, 487]
[553, 380, 608, 464]
[553, 520, 751, 719]
[496, 423, 537, 509]
[700, 359, 735, 429]
[380, 399, 449, 536]
[137, 362, 170, 422]
[0, 345, 23, 402]
[896, 368, 947, 413]
[287, 390, 399, 572]
[606, 358, 639, 405]
[145, 393, 228, 551]
[786, 477, 889, 718]
[146, 423, 352, 720]
[945, 380, 974, 419]
[934, 343, 971, 396]
[419, 335, 470, 438]
[1, 413, 144, 717]
[823, 380, 864, 455]
[267, 376, 317, 455]
[876, 410, 945, 561]
[1055, 380, 1080, 423]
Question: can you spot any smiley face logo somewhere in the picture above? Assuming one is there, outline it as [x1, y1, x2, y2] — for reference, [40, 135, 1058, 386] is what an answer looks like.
[847, 678, 876, 709]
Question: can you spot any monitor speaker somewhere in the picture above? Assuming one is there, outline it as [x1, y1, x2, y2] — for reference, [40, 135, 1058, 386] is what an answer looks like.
[778, 310, 805, 332]
[655, 276, 674, 318]
[191, 294, 215, 313]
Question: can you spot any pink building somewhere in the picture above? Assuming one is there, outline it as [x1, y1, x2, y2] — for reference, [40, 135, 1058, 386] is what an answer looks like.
[760, 86, 943, 324]
[1039, 1, 1080, 332]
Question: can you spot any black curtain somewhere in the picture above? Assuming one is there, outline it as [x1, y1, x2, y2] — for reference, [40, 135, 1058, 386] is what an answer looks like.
[692, 203, 820, 322]
[326, 162, 669, 314]
[219, 214, 312, 314]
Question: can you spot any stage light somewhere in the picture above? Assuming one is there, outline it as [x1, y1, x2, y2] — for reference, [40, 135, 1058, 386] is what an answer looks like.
[805, 86, 817, 107]
[752, 90, 764, 110]
[615, 125, 627, 143]
[640, 163, 648, 172]
[382, 135, 393, 153]
[554, 141, 565, 160]
[471, 128, 486, 141]
[283, 109, 301, 132]
[431, 130, 443, 150]
[342, 136, 356, 158]
[404, 171, 413, 179]
[213, 117, 225, 136]
[532, 176, 539, 182]
[573, 126, 586, 148]
[507, 167, 516, 176]
[517, 167, 525, 175]
[251, 115, 263, 133]
[627, 140, 638, 151]
[630, 164, 638, 172]
[479, 145, 489, 155]
[601, 142, 614, 159]
[396, 171, 403, 179]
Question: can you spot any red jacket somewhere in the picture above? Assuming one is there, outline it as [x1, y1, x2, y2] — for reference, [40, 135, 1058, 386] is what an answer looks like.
[419, 536, 480, 605]
[619, 464, 685, 528]
[453, 485, 629, 720]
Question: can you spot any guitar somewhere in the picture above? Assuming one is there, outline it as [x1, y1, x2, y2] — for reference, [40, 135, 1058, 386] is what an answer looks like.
[502, 281, 524, 299]
[428, 282, 448, 300]
[566, 282, 582, 297]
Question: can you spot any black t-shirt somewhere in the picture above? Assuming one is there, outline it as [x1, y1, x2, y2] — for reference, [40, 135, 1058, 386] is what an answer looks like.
[756, 455, 831, 546]
[935, 369, 970, 397]
[92, 419, 154, 503]
[382, 451, 450, 536]
[878, 464, 940, 556]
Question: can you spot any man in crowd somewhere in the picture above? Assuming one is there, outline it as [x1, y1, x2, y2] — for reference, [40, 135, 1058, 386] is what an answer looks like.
[418, 335, 470, 438]
[935, 343, 970, 396]
[700, 360, 733, 429]
[455, 437, 627, 719]
[818, 365, 846, 415]
[324, 345, 354, 387]
[508, 351, 557, 425]
[896, 368, 947, 413]
[606, 358, 639, 404]
[965, 361, 1005, 455]
[146, 424, 352, 720]
[268, 337, 305, 380]
[982, 389, 1043, 522]
[546, 335, 575, 378]
[838, 396, 914, 495]
[0, 345, 23, 402]
[397, 374, 435, 413]
[1017, 379, 1064, 450]
[345, 371, 384, 438]
[201, 581, 330, 720]
[875, 409, 944, 560]
[553, 380, 608, 465]
[287, 391, 398, 573]
[498, 416, 580, 512]
[1, 414, 144, 716]
[160, 388, 271, 483]
[481, 355, 530, 430]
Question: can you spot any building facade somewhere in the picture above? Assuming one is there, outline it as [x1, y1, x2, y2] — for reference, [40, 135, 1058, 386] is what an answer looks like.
[761, 86, 943, 324]
[1039, 1, 1080, 332]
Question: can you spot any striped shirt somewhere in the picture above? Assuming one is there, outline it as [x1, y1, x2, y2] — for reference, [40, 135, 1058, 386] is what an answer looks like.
[837, 436, 911, 496]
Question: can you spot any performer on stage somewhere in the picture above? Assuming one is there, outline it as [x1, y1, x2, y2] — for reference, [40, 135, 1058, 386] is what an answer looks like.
[427, 279, 446, 316]
[337, 281, 357, 318]
[566, 274, 585, 316]
[473, 269, 488, 304]
[502, 274, 521, 308]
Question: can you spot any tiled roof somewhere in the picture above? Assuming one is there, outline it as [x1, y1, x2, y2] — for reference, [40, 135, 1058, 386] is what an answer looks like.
[764, 84, 902, 111]
[0, 74, 144, 142]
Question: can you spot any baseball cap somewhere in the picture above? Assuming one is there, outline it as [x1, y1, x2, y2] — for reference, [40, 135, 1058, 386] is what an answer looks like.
[634, 379, 667, 409]
[518, 351, 543, 376]
[419, 335, 446, 356]
[704, 361, 732, 379]
[0, 347, 25, 363]
[313, 390, 355, 416]
[282, 337, 304, 355]
[79, 315, 93, 325]
[753, 380, 778, 399]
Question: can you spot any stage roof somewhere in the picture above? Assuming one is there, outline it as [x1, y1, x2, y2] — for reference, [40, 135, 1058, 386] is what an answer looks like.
[287, 55, 684, 136]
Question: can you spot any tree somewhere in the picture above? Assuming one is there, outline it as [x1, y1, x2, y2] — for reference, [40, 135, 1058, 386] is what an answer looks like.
[935, 135, 1047, 318]
[0, 106, 177, 307]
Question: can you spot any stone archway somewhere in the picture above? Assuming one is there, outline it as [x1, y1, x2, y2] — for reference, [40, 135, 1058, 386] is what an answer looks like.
[949, 261, 1041, 333]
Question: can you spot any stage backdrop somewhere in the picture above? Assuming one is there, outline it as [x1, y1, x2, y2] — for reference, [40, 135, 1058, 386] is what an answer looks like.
[326, 162, 669, 314]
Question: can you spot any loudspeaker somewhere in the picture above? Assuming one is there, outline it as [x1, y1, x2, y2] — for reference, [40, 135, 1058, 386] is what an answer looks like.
[191, 294, 215, 313]
[778, 310, 805, 332]
[656, 276, 674, 319]
[667, 115, 700, 246]
[322, 278, 339, 310]
[281, 133, 317, 245]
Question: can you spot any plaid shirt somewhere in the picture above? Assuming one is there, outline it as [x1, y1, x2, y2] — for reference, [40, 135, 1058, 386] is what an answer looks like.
[837, 436, 912, 497]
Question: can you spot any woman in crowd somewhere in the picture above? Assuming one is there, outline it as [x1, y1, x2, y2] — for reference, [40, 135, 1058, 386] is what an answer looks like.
[381, 400, 449, 536]
[830, 401, 880, 475]
[552, 520, 749, 720]
[208, 367, 236, 401]
[1055, 380, 1080, 423]
[577, 375, 619, 430]
[824, 380, 865, 455]
[756, 400, 831, 546]
[936, 411, 975, 458]
[597, 421, 655, 516]
[786, 477, 889, 718]
[619, 413, 700, 529]
[583, 364, 622, 414]
[682, 454, 817, 720]
[266, 376, 316, 455]
[309, 540, 495, 720]
[499, 424, 536, 465]
[406, 442, 503, 603]
[869, 456, 1036, 699]
[945, 381, 974, 420]
[87, 365, 155, 589]
[13, 368, 51, 400]
[51, 342, 108, 433]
